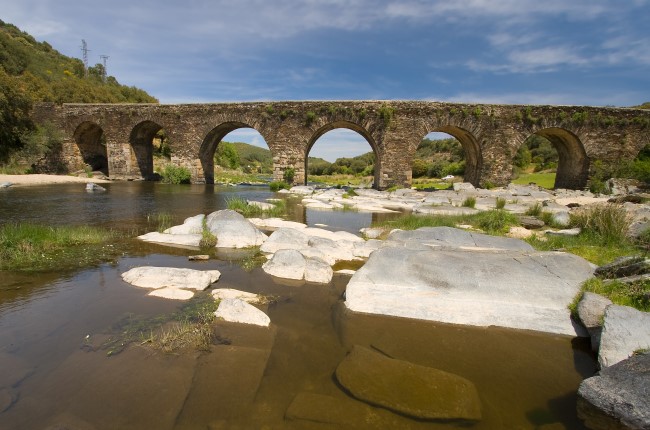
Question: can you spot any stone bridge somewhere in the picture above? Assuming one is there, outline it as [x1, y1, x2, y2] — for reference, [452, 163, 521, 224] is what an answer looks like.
[32, 101, 650, 189]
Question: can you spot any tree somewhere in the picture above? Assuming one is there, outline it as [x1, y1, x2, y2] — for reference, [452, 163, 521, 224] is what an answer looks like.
[0, 68, 33, 162]
[215, 141, 240, 169]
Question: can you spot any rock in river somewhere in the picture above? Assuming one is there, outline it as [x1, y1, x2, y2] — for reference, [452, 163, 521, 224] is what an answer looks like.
[121, 266, 221, 292]
[346, 227, 594, 336]
[578, 352, 650, 430]
[205, 209, 267, 248]
[214, 298, 270, 327]
[335, 345, 481, 421]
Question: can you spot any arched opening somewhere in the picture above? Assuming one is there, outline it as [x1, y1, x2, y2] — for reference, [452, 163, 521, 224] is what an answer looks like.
[513, 128, 587, 189]
[412, 126, 480, 187]
[73, 121, 108, 175]
[199, 123, 270, 184]
[129, 120, 164, 180]
[306, 121, 377, 187]
[411, 131, 467, 189]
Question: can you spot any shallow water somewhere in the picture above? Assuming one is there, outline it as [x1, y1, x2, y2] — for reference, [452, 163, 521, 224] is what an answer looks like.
[0, 183, 596, 429]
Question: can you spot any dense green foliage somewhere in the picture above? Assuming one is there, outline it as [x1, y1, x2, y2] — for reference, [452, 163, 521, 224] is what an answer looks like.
[513, 135, 558, 173]
[412, 137, 465, 179]
[160, 165, 191, 184]
[0, 20, 157, 164]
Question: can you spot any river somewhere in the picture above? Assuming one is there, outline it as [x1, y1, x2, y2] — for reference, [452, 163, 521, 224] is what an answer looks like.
[0, 182, 595, 429]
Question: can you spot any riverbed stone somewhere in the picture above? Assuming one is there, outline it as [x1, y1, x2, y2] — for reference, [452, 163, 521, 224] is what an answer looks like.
[262, 249, 306, 280]
[148, 288, 195, 301]
[359, 227, 385, 239]
[211, 288, 263, 304]
[214, 298, 270, 327]
[248, 217, 306, 232]
[0, 181, 13, 188]
[205, 209, 267, 248]
[335, 345, 482, 421]
[304, 258, 333, 284]
[259, 228, 309, 254]
[285, 392, 408, 428]
[578, 352, 650, 430]
[164, 214, 205, 235]
[85, 182, 105, 192]
[345, 239, 594, 335]
[386, 226, 534, 252]
[577, 292, 613, 351]
[137, 231, 202, 247]
[121, 267, 221, 291]
[598, 305, 650, 368]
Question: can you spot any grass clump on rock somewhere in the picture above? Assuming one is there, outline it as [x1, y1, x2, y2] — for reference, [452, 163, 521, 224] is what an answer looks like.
[226, 196, 286, 218]
[0, 223, 120, 271]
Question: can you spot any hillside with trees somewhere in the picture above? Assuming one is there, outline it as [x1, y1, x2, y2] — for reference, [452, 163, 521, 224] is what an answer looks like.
[0, 20, 157, 166]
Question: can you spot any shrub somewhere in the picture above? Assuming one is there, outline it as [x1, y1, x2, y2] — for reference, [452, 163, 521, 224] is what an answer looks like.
[570, 204, 631, 244]
[462, 196, 476, 208]
[269, 181, 290, 192]
[160, 165, 191, 184]
[283, 167, 296, 184]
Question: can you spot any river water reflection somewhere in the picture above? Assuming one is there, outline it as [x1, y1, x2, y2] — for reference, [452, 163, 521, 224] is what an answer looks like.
[0, 182, 595, 429]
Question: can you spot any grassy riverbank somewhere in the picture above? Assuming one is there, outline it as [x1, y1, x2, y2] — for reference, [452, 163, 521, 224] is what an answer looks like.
[0, 223, 121, 271]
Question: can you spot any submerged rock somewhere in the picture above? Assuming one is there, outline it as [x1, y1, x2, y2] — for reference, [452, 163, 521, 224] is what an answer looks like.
[598, 305, 650, 368]
[578, 352, 650, 430]
[0, 182, 13, 188]
[335, 345, 481, 421]
[148, 288, 195, 301]
[211, 288, 264, 304]
[214, 298, 270, 327]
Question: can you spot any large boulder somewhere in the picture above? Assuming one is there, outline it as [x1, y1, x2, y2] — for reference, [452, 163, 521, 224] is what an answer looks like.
[205, 209, 267, 248]
[164, 214, 205, 235]
[259, 228, 309, 254]
[262, 249, 333, 284]
[214, 298, 270, 327]
[578, 352, 650, 430]
[345, 238, 594, 335]
[335, 345, 481, 421]
[598, 305, 650, 368]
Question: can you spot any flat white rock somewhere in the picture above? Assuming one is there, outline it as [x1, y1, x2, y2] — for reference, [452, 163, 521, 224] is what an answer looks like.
[214, 298, 270, 327]
[211, 288, 262, 304]
[137, 232, 202, 247]
[121, 267, 221, 291]
[148, 288, 195, 301]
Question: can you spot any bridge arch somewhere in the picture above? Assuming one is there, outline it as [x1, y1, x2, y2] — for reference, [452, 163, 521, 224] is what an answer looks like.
[199, 122, 268, 184]
[305, 120, 379, 185]
[129, 120, 164, 180]
[524, 127, 588, 189]
[73, 121, 108, 175]
[418, 125, 481, 186]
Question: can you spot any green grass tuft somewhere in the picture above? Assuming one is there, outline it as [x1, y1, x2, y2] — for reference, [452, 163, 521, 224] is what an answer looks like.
[0, 222, 120, 271]
[226, 196, 286, 218]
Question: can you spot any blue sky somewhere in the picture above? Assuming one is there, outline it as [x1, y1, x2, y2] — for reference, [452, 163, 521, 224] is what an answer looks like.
[3, 0, 649, 161]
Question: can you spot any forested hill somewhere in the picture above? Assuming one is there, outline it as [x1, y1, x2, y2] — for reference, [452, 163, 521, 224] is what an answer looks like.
[0, 20, 157, 103]
[0, 20, 158, 162]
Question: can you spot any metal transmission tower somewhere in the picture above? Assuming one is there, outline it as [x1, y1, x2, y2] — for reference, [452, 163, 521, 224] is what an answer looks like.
[80, 39, 90, 76]
[100, 55, 109, 82]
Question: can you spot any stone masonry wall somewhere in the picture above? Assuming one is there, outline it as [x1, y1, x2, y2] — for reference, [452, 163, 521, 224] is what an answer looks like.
[32, 101, 650, 190]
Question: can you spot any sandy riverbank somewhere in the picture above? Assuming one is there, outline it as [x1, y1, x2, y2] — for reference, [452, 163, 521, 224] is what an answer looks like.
[0, 174, 111, 187]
